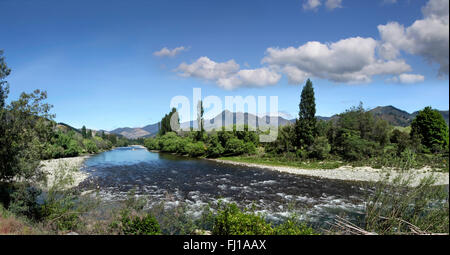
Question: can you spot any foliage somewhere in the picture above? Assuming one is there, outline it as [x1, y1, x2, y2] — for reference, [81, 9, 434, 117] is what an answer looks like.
[212, 203, 316, 235]
[120, 212, 161, 235]
[365, 172, 449, 234]
[159, 108, 179, 136]
[307, 136, 331, 160]
[411, 106, 449, 153]
[212, 203, 274, 235]
[83, 139, 99, 154]
[185, 141, 206, 157]
[296, 79, 317, 148]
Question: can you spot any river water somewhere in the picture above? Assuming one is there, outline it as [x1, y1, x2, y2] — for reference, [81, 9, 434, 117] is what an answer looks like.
[79, 146, 371, 229]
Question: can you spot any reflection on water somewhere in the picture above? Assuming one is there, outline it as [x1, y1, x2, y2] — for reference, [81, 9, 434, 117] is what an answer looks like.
[79, 146, 370, 228]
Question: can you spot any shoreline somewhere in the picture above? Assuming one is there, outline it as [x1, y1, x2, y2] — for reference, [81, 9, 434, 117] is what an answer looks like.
[209, 158, 449, 187]
[39, 155, 91, 190]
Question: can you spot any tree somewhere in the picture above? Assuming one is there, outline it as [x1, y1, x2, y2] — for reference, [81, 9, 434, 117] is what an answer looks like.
[159, 108, 178, 136]
[81, 125, 87, 139]
[87, 129, 92, 138]
[196, 100, 204, 141]
[296, 79, 317, 148]
[410, 106, 449, 152]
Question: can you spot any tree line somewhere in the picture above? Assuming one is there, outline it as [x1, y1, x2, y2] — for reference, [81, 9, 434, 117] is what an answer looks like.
[144, 79, 449, 171]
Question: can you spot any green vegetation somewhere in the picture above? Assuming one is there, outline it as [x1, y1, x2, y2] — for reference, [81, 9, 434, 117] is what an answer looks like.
[364, 173, 449, 234]
[212, 203, 316, 235]
[144, 79, 448, 173]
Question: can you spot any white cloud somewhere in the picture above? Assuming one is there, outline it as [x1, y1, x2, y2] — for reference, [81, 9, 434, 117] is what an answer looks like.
[262, 37, 411, 84]
[217, 68, 281, 90]
[176, 56, 239, 80]
[176, 57, 281, 90]
[388, 73, 425, 83]
[325, 0, 342, 10]
[378, 0, 449, 75]
[303, 0, 321, 11]
[153, 46, 187, 57]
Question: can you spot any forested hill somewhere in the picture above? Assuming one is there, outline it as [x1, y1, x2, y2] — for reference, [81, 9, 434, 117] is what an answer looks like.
[369, 106, 448, 127]
[310, 106, 449, 128]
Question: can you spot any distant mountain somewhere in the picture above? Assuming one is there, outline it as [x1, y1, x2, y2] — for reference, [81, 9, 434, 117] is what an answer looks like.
[180, 110, 291, 131]
[369, 106, 449, 127]
[108, 106, 449, 139]
[369, 106, 413, 127]
[110, 110, 292, 139]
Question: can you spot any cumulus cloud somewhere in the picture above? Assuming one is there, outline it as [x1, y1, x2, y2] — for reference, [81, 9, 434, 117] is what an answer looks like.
[176, 57, 281, 90]
[325, 0, 343, 10]
[217, 68, 281, 90]
[388, 73, 425, 83]
[262, 37, 411, 84]
[153, 46, 187, 57]
[378, 0, 449, 75]
[303, 0, 321, 11]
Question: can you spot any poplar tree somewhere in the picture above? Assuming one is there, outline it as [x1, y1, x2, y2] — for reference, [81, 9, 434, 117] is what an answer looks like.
[296, 79, 317, 148]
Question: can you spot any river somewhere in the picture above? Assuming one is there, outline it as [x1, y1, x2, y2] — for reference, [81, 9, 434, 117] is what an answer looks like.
[78, 146, 371, 229]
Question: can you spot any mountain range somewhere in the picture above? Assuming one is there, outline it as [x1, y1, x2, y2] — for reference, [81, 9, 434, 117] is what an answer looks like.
[107, 106, 449, 139]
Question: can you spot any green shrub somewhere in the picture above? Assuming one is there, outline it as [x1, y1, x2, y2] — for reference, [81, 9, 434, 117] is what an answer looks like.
[65, 140, 81, 157]
[212, 203, 273, 235]
[308, 136, 330, 160]
[83, 139, 98, 154]
[273, 217, 317, 235]
[243, 142, 256, 155]
[120, 213, 161, 235]
[185, 141, 206, 157]
[212, 203, 316, 235]
[225, 138, 245, 156]
[144, 138, 160, 150]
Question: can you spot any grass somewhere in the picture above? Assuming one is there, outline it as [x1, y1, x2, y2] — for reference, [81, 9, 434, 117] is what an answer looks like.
[217, 155, 345, 170]
[0, 203, 45, 235]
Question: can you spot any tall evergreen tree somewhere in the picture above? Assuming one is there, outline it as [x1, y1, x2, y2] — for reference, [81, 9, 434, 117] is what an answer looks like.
[87, 129, 92, 138]
[81, 125, 87, 138]
[296, 79, 317, 148]
[159, 108, 178, 135]
[197, 100, 204, 140]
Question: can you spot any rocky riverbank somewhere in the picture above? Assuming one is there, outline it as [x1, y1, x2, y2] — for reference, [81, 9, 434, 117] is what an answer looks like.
[210, 159, 449, 187]
[39, 156, 90, 190]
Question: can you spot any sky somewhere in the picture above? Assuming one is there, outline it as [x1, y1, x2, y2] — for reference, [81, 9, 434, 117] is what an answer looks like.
[0, 0, 448, 130]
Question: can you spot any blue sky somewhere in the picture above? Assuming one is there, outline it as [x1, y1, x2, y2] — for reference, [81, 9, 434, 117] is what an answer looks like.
[0, 0, 448, 130]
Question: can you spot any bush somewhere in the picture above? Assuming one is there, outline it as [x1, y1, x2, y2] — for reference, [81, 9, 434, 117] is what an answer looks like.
[308, 136, 330, 160]
[65, 140, 81, 157]
[206, 143, 225, 158]
[243, 142, 257, 155]
[225, 138, 245, 156]
[390, 129, 410, 155]
[273, 217, 317, 235]
[333, 129, 378, 161]
[6, 184, 41, 219]
[185, 141, 206, 157]
[159, 132, 181, 152]
[120, 213, 161, 235]
[212, 203, 273, 235]
[144, 138, 160, 150]
[83, 139, 98, 154]
[212, 203, 316, 235]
